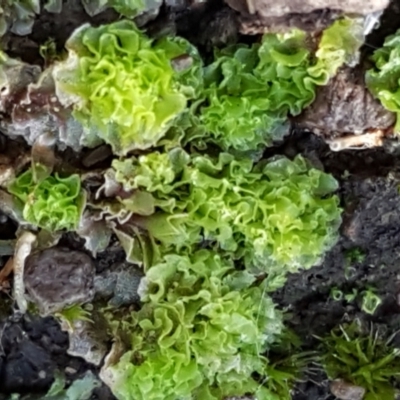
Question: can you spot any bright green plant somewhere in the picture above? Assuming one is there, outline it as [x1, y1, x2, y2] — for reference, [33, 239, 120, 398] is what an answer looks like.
[8, 167, 85, 232]
[197, 30, 315, 152]
[344, 247, 365, 279]
[344, 288, 359, 303]
[319, 321, 400, 400]
[366, 28, 400, 132]
[53, 20, 197, 155]
[330, 287, 344, 301]
[308, 17, 364, 83]
[260, 329, 317, 400]
[103, 250, 284, 400]
[188, 19, 361, 153]
[361, 288, 382, 315]
[55, 305, 93, 330]
[112, 150, 341, 282]
[330, 287, 361, 303]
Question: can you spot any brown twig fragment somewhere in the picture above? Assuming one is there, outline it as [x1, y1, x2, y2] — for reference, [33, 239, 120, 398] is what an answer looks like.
[326, 130, 385, 152]
[13, 231, 36, 313]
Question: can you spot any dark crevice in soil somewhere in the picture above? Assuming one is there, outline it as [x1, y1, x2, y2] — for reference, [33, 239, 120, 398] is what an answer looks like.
[0, 313, 84, 395]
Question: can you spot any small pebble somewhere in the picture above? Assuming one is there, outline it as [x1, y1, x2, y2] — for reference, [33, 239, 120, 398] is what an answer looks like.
[330, 379, 366, 400]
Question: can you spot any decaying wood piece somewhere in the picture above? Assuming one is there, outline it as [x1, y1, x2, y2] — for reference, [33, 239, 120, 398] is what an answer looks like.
[326, 131, 385, 151]
[13, 231, 36, 313]
[225, 0, 389, 17]
[295, 66, 395, 148]
[224, 0, 389, 34]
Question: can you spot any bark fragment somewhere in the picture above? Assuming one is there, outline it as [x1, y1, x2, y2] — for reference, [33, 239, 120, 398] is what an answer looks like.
[224, 0, 389, 34]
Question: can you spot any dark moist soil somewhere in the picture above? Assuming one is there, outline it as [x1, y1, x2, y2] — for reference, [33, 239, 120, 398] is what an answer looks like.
[2, 1, 400, 400]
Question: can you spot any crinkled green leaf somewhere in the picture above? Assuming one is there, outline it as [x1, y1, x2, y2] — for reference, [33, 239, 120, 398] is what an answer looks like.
[366, 28, 400, 132]
[53, 21, 196, 155]
[8, 168, 85, 232]
[114, 152, 341, 276]
[110, 350, 203, 400]
[255, 30, 316, 115]
[187, 25, 360, 153]
[309, 17, 364, 84]
[196, 30, 315, 152]
[113, 148, 189, 194]
[105, 250, 283, 400]
[199, 38, 293, 152]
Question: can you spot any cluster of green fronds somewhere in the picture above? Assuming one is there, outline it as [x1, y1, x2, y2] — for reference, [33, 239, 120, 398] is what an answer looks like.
[308, 17, 364, 82]
[187, 18, 362, 152]
[319, 321, 400, 400]
[8, 167, 85, 232]
[53, 20, 197, 155]
[112, 150, 341, 286]
[106, 250, 286, 400]
[50, 18, 360, 155]
[0, 15, 357, 400]
[366, 28, 400, 132]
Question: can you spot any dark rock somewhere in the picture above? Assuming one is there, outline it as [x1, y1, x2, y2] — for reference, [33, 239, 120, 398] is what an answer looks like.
[24, 247, 95, 315]
[175, 4, 239, 51]
[0, 317, 63, 394]
[64, 318, 108, 366]
[0, 314, 92, 396]
[2, 340, 54, 392]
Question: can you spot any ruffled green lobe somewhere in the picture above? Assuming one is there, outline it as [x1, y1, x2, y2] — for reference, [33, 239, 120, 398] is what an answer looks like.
[198, 30, 321, 152]
[366, 29, 400, 132]
[309, 17, 364, 84]
[114, 152, 341, 277]
[107, 251, 283, 400]
[8, 168, 84, 232]
[53, 21, 188, 155]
